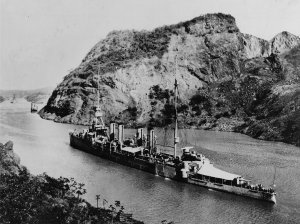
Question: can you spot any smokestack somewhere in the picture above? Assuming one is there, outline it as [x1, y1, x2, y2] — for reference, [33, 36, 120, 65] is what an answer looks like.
[136, 128, 144, 146]
[110, 123, 116, 140]
[137, 128, 143, 139]
[148, 128, 154, 152]
[118, 124, 124, 144]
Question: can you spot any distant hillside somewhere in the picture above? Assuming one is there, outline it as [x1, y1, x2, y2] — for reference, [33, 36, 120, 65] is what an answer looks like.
[25, 89, 52, 104]
[0, 96, 5, 103]
[40, 13, 300, 146]
[0, 87, 53, 104]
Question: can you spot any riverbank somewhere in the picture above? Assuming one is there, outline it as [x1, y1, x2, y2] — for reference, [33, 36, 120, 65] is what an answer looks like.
[0, 140, 143, 224]
[39, 109, 300, 148]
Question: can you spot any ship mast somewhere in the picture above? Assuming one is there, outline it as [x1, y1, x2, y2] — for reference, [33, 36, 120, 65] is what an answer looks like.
[173, 54, 180, 158]
[95, 66, 104, 126]
[174, 79, 179, 158]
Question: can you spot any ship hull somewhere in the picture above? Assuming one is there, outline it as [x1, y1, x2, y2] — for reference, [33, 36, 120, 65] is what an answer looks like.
[70, 135, 179, 179]
[187, 177, 276, 203]
[70, 135, 275, 204]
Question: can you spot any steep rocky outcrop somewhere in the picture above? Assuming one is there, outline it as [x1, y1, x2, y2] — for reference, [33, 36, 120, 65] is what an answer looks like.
[40, 13, 300, 146]
[270, 31, 300, 54]
[241, 33, 270, 58]
[0, 141, 21, 175]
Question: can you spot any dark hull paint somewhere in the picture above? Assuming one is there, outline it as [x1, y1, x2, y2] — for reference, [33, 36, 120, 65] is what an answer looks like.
[70, 135, 179, 179]
[187, 177, 276, 203]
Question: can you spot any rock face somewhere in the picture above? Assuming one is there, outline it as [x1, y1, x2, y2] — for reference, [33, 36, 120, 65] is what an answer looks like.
[270, 31, 300, 54]
[40, 13, 300, 146]
[0, 141, 21, 175]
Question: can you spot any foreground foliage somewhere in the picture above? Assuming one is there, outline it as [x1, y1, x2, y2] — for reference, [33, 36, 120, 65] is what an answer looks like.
[0, 167, 143, 224]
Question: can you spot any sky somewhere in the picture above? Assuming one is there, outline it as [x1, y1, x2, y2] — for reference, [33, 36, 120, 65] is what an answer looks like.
[0, 0, 299, 90]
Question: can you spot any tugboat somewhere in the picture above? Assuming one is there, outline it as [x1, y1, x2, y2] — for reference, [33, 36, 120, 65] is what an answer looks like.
[69, 67, 276, 203]
[31, 103, 38, 112]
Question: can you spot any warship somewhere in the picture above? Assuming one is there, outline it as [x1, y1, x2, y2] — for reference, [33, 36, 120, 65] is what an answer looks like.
[69, 68, 276, 204]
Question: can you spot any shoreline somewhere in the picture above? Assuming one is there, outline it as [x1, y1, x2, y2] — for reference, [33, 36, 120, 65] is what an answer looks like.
[38, 110, 300, 148]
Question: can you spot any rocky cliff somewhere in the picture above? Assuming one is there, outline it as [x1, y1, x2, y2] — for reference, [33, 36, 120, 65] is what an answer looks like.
[0, 141, 21, 175]
[270, 31, 300, 54]
[40, 13, 300, 146]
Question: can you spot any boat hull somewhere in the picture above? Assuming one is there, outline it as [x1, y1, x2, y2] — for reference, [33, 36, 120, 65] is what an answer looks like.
[70, 134, 178, 179]
[187, 177, 276, 203]
[70, 134, 276, 204]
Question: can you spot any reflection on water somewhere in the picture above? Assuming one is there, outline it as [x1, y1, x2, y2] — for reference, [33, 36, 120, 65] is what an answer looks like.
[1, 99, 300, 224]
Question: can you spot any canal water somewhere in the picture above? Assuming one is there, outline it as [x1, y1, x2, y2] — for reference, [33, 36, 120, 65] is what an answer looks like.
[1, 99, 300, 224]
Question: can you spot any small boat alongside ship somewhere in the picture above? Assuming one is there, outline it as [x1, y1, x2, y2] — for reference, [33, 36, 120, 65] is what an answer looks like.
[69, 70, 276, 204]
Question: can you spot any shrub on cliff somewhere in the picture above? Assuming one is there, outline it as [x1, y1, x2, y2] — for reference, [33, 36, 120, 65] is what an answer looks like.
[282, 110, 300, 146]
[0, 168, 143, 224]
[0, 169, 88, 224]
